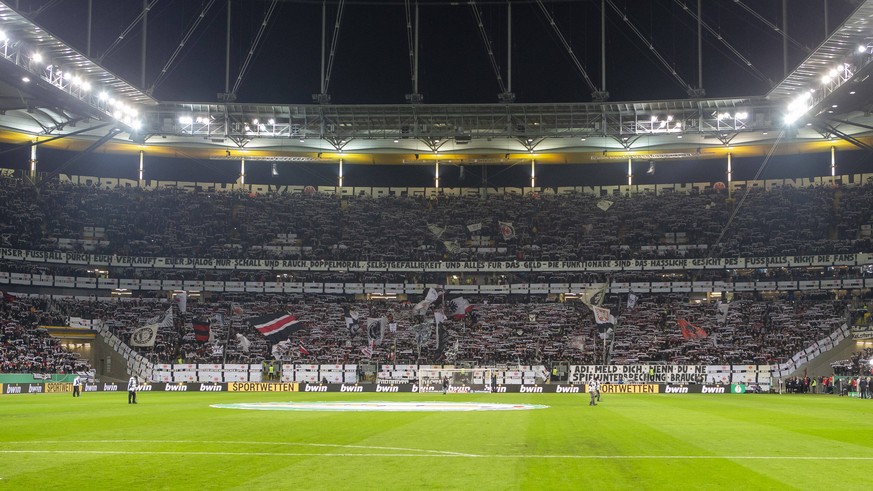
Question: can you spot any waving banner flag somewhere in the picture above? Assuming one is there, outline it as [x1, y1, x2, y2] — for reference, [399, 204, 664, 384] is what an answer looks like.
[235, 333, 251, 353]
[130, 323, 159, 347]
[678, 319, 708, 340]
[174, 291, 187, 313]
[466, 222, 483, 233]
[366, 317, 385, 345]
[343, 306, 360, 335]
[498, 221, 516, 240]
[427, 223, 446, 238]
[716, 302, 730, 324]
[596, 199, 613, 211]
[580, 284, 608, 310]
[592, 306, 615, 326]
[193, 319, 211, 344]
[251, 312, 303, 343]
[446, 297, 472, 319]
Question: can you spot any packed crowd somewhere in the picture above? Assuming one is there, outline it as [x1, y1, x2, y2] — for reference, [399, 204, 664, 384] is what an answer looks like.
[1, 176, 871, 262]
[0, 292, 849, 371]
[0, 297, 90, 374]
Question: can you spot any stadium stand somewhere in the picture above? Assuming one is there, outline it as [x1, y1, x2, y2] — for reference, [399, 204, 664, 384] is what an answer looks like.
[1, 175, 872, 261]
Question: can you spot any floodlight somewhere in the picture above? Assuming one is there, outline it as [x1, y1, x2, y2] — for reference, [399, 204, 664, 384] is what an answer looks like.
[21, 77, 30, 83]
[268, 119, 275, 125]
[131, 120, 142, 131]
[736, 112, 748, 119]
[99, 91, 108, 100]
[179, 116, 193, 125]
[252, 119, 259, 124]
[81, 81, 91, 91]
[650, 115, 658, 122]
[821, 75, 831, 84]
[0, 31, 6, 42]
[32, 53, 43, 63]
[828, 68, 838, 78]
[72, 76, 81, 85]
[113, 110, 123, 119]
[859, 45, 867, 53]
[63, 71, 72, 80]
[667, 115, 674, 122]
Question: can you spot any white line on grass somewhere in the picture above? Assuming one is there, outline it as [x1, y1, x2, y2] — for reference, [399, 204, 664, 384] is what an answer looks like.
[3, 450, 873, 460]
[0, 440, 476, 457]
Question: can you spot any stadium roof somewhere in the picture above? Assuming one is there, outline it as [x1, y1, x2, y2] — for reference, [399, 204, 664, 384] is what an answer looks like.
[2, 0, 873, 163]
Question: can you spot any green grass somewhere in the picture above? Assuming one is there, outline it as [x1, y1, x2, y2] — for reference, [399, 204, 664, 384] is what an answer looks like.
[2, 392, 873, 490]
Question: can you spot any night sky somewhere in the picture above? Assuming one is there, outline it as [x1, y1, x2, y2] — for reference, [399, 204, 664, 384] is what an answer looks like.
[16, 0, 859, 104]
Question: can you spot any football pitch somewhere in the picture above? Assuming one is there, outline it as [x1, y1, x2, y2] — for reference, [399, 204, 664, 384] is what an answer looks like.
[2, 392, 872, 490]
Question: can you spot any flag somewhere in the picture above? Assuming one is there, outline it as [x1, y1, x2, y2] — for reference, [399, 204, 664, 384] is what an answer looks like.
[528, 313, 537, 323]
[716, 302, 730, 324]
[580, 284, 608, 309]
[678, 319, 708, 340]
[231, 303, 243, 315]
[467, 222, 482, 233]
[443, 240, 461, 254]
[592, 306, 615, 326]
[412, 320, 433, 346]
[436, 322, 448, 359]
[366, 317, 384, 345]
[298, 340, 310, 355]
[210, 344, 224, 357]
[596, 199, 613, 211]
[1, 291, 16, 303]
[343, 306, 360, 335]
[159, 307, 174, 328]
[627, 293, 638, 310]
[498, 221, 516, 240]
[130, 323, 159, 347]
[434, 311, 447, 326]
[413, 287, 441, 313]
[446, 297, 472, 319]
[251, 312, 303, 343]
[361, 345, 373, 358]
[193, 319, 211, 344]
[388, 322, 398, 333]
[235, 333, 251, 353]
[174, 291, 187, 313]
[427, 223, 446, 238]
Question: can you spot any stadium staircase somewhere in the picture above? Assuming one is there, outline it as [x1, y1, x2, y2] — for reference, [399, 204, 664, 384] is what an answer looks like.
[788, 335, 857, 379]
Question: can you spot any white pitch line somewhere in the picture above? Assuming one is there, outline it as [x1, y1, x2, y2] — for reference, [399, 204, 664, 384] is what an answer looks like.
[0, 440, 477, 457]
[2, 450, 873, 460]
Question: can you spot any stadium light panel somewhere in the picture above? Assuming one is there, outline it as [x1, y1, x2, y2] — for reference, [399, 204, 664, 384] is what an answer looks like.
[667, 115, 674, 122]
[650, 115, 658, 122]
[859, 45, 867, 53]
[131, 120, 142, 131]
[81, 81, 91, 91]
[0, 30, 6, 41]
[268, 119, 274, 125]
[828, 68, 838, 78]
[21, 76, 30, 83]
[821, 75, 831, 84]
[32, 52, 42, 63]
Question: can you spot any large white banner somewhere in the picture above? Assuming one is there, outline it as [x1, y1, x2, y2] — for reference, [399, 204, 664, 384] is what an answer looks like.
[567, 365, 709, 384]
[1, 247, 870, 273]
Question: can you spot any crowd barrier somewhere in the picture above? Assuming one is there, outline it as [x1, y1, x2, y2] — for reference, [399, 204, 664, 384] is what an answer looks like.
[3, 271, 873, 295]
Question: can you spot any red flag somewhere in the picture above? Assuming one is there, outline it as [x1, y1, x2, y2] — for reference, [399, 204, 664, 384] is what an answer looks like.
[298, 340, 310, 355]
[677, 319, 707, 340]
[192, 319, 211, 343]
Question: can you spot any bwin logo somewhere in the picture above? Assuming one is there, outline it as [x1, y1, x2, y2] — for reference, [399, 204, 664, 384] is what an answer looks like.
[556, 386, 580, 393]
[702, 386, 725, 394]
[519, 386, 543, 393]
[664, 386, 689, 394]
[305, 385, 328, 392]
[165, 384, 188, 392]
[376, 385, 399, 392]
[340, 385, 363, 392]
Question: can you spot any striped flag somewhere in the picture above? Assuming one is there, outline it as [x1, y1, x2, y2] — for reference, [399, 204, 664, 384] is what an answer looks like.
[193, 319, 211, 344]
[251, 312, 303, 343]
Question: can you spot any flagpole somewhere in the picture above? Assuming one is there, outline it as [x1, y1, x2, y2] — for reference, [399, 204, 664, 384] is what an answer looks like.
[222, 305, 232, 366]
